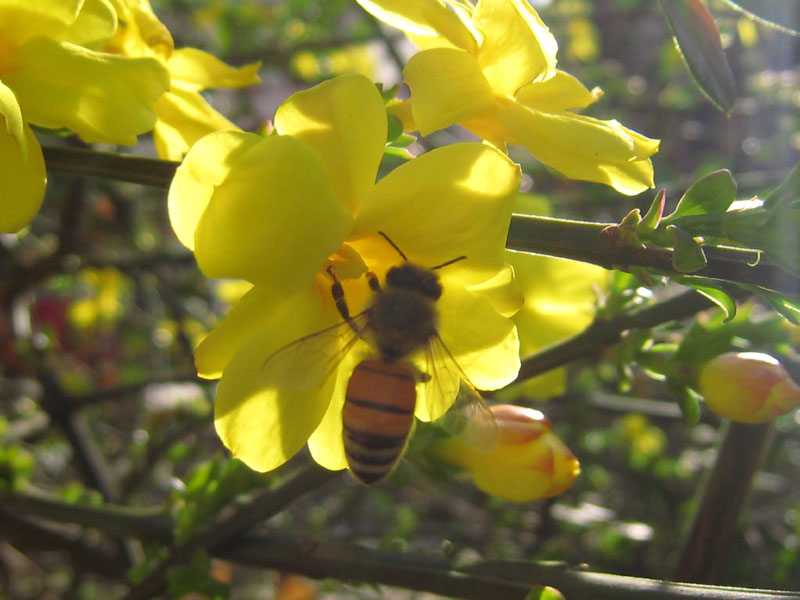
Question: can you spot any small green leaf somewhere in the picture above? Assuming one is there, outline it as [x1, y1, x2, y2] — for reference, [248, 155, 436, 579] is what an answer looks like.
[386, 114, 404, 145]
[659, 0, 737, 112]
[671, 383, 702, 425]
[379, 82, 402, 102]
[638, 189, 666, 233]
[666, 169, 738, 220]
[720, 0, 800, 36]
[669, 225, 708, 272]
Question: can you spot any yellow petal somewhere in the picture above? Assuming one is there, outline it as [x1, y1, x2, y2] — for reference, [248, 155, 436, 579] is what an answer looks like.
[214, 288, 339, 473]
[507, 251, 607, 399]
[59, 0, 117, 49]
[356, 0, 478, 51]
[515, 69, 603, 112]
[0, 83, 46, 232]
[466, 263, 523, 318]
[153, 83, 240, 161]
[403, 48, 494, 136]
[194, 284, 284, 379]
[103, 0, 173, 59]
[6, 36, 169, 145]
[166, 47, 261, 90]
[0, 0, 81, 47]
[386, 98, 417, 132]
[412, 278, 521, 423]
[354, 143, 519, 287]
[497, 97, 659, 195]
[307, 348, 369, 471]
[168, 130, 263, 250]
[193, 134, 353, 286]
[437, 282, 520, 392]
[274, 74, 385, 214]
[473, 0, 558, 96]
[459, 105, 508, 149]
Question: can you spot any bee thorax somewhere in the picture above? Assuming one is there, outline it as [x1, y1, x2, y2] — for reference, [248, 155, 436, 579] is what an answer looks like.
[369, 288, 437, 361]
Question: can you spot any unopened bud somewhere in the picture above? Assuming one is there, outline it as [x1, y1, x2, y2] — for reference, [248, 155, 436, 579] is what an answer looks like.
[698, 352, 800, 423]
[435, 404, 580, 503]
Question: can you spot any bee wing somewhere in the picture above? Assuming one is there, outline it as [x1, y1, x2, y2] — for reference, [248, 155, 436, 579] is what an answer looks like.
[421, 333, 498, 454]
[260, 312, 370, 391]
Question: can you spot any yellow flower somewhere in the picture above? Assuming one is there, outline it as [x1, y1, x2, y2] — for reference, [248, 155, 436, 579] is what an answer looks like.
[508, 250, 607, 399]
[0, 0, 169, 232]
[698, 352, 800, 424]
[435, 404, 580, 502]
[357, 0, 660, 195]
[168, 74, 522, 473]
[103, 0, 261, 160]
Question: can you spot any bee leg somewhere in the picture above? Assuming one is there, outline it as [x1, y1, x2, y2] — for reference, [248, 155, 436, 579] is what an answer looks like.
[366, 271, 381, 293]
[326, 266, 360, 334]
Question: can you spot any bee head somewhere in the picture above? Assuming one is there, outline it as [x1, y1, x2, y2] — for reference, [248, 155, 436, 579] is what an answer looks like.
[384, 263, 442, 300]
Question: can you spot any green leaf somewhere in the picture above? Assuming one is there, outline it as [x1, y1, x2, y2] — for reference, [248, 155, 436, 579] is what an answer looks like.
[764, 158, 800, 208]
[673, 276, 738, 321]
[745, 285, 800, 324]
[659, 0, 737, 112]
[720, 0, 800, 36]
[669, 225, 708, 272]
[665, 169, 738, 220]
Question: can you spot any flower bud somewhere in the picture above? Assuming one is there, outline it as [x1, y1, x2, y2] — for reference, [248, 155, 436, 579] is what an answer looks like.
[698, 352, 800, 424]
[435, 404, 580, 502]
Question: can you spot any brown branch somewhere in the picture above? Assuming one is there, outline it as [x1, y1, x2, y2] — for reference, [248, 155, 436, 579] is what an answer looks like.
[674, 421, 774, 583]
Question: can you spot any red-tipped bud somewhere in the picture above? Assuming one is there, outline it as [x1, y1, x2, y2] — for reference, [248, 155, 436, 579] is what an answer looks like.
[435, 404, 580, 503]
[698, 352, 800, 424]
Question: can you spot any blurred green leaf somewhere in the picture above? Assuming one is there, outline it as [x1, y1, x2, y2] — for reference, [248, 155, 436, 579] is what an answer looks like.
[660, 0, 737, 112]
[674, 384, 702, 425]
[167, 551, 228, 600]
[526, 585, 566, 600]
[765, 159, 800, 208]
[745, 286, 800, 325]
[0, 445, 34, 493]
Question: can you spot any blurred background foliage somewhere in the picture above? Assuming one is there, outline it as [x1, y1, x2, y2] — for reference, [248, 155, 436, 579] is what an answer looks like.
[2, 0, 800, 598]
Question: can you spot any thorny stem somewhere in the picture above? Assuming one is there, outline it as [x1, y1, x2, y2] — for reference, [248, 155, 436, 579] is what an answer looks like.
[38, 147, 800, 299]
[507, 214, 800, 298]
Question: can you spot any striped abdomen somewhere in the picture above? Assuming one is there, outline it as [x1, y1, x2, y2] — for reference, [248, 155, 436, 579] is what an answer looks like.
[343, 358, 417, 485]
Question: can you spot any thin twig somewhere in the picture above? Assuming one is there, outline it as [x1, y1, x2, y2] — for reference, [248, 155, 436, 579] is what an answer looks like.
[674, 421, 774, 583]
[517, 288, 724, 382]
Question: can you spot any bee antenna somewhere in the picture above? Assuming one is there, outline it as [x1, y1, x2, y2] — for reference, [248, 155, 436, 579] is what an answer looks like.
[377, 231, 408, 261]
[432, 255, 467, 270]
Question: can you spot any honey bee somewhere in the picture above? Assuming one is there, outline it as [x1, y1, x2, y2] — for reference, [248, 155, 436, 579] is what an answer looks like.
[261, 232, 495, 485]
